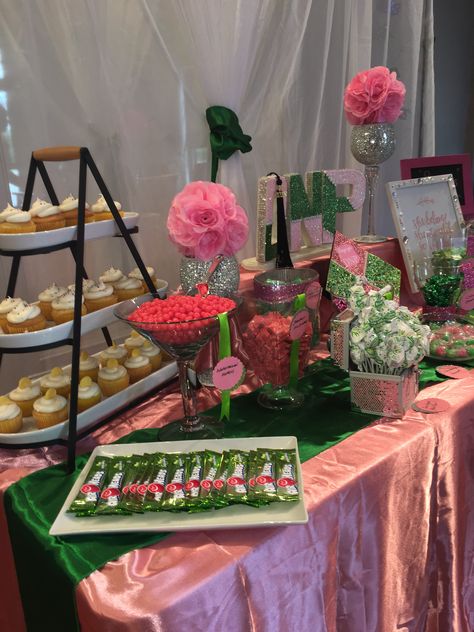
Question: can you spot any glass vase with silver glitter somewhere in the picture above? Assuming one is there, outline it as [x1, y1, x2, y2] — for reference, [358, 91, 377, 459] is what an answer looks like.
[179, 255, 240, 297]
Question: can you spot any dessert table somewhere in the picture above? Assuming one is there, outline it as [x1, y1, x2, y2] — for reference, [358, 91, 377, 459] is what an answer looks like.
[1, 239, 473, 632]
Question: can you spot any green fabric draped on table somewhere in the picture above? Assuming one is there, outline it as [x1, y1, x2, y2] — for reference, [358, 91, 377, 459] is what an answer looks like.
[3, 357, 459, 632]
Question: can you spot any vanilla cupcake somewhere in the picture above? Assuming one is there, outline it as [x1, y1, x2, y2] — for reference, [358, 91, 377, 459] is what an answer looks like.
[8, 377, 41, 416]
[40, 367, 71, 398]
[32, 388, 68, 429]
[114, 276, 144, 302]
[79, 351, 99, 381]
[29, 198, 52, 218]
[141, 340, 162, 371]
[0, 297, 24, 331]
[128, 266, 158, 292]
[124, 349, 152, 383]
[124, 330, 146, 355]
[99, 343, 128, 366]
[83, 280, 118, 312]
[58, 195, 93, 226]
[0, 397, 23, 433]
[90, 195, 124, 221]
[99, 266, 125, 289]
[50, 290, 87, 324]
[38, 283, 67, 320]
[77, 376, 101, 412]
[6, 302, 47, 334]
[31, 201, 65, 232]
[0, 204, 19, 223]
[0, 209, 35, 234]
[67, 279, 96, 294]
[98, 359, 130, 396]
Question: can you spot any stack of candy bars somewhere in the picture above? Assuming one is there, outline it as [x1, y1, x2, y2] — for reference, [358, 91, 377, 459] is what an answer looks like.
[68, 448, 300, 516]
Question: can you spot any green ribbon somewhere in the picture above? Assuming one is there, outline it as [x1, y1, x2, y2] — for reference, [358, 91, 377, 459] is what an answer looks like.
[289, 293, 307, 389]
[217, 311, 231, 420]
[206, 106, 252, 182]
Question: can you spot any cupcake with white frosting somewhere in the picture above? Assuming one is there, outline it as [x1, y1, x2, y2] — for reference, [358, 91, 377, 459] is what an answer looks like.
[99, 267, 126, 289]
[67, 279, 95, 294]
[128, 266, 157, 292]
[83, 280, 117, 312]
[50, 290, 87, 324]
[32, 388, 68, 429]
[99, 343, 128, 366]
[98, 359, 130, 396]
[31, 200, 65, 232]
[0, 297, 25, 331]
[77, 376, 101, 412]
[29, 198, 52, 217]
[6, 301, 47, 334]
[58, 194, 92, 227]
[124, 348, 152, 383]
[124, 329, 146, 355]
[114, 276, 144, 301]
[38, 283, 67, 320]
[40, 367, 71, 398]
[141, 340, 162, 372]
[0, 208, 35, 234]
[79, 351, 99, 381]
[0, 396, 23, 433]
[8, 377, 41, 416]
[0, 204, 20, 223]
[90, 195, 124, 221]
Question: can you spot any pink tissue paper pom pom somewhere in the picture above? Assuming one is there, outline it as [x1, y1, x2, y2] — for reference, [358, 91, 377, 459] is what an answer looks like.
[344, 66, 406, 125]
[167, 181, 249, 260]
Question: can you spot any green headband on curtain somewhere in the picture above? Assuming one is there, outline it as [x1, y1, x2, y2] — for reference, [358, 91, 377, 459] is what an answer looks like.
[206, 105, 252, 182]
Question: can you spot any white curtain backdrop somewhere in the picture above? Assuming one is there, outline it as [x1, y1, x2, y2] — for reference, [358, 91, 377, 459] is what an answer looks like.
[0, 0, 434, 385]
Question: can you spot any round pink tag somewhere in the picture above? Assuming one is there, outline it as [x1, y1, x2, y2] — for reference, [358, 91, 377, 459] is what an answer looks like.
[306, 282, 321, 309]
[212, 356, 244, 391]
[436, 365, 472, 379]
[460, 288, 474, 311]
[289, 309, 309, 340]
[412, 398, 450, 414]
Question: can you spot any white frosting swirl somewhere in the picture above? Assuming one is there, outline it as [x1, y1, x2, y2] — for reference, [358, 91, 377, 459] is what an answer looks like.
[38, 283, 67, 303]
[124, 335, 144, 349]
[0, 297, 24, 315]
[29, 198, 53, 217]
[5, 211, 32, 224]
[80, 355, 99, 370]
[7, 302, 41, 323]
[141, 343, 161, 358]
[99, 267, 124, 284]
[128, 266, 155, 280]
[59, 195, 77, 212]
[36, 204, 60, 218]
[101, 345, 127, 360]
[91, 195, 122, 213]
[9, 383, 41, 401]
[68, 279, 95, 293]
[115, 276, 142, 290]
[125, 354, 150, 369]
[0, 204, 20, 223]
[78, 381, 101, 399]
[52, 290, 84, 310]
[99, 364, 127, 380]
[84, 281, 114, 300]
[33, 394, 67, 413]
[0, 401, 21, 421]
[40, 372, 70, 389]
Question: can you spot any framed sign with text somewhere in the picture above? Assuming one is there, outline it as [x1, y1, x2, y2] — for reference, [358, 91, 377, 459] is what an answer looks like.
[386, 174, 466, 293]
[400, 154, 474, 218]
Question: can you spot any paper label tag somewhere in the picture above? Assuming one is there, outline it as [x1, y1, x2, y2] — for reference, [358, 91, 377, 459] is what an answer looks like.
[212, 356, 244, 391]
[460, 288, 474, 311]
[412, 398, 450, 413]
[436, 365, 472, 379]
[306, 282, 321, 309]
[289, 309, 309, 340]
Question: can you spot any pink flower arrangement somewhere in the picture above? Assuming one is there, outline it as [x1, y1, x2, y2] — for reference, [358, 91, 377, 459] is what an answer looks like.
[344, 66, 406, 125]
[167, 181, 249, 261]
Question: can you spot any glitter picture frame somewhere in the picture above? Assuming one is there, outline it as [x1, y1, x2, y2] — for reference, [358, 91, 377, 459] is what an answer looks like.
[386, 174, 466, 293]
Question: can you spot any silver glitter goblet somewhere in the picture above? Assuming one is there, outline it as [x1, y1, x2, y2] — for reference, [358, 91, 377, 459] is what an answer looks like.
[350, 123, 395, 244]
[179, 255, 240, 297]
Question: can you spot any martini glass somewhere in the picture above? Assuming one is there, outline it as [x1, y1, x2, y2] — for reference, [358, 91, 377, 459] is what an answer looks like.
[114, 294, 239, 441]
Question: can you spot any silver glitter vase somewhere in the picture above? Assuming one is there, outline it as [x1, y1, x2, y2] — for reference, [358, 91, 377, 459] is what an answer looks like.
[179, 255, 240, 297]
[350, 123, 395, 244]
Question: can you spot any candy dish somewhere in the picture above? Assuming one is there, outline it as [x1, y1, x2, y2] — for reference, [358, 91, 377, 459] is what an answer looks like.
[50, 436, 308, 536]
[424, 315, 474, 363]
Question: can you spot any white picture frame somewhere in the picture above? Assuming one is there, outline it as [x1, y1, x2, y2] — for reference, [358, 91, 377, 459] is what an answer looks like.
[386, 174, 465, 293]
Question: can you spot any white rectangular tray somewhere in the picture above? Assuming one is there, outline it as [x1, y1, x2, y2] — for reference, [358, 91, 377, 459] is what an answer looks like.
[50, 436, 307, 536]
[0, 212, 139, 252]
[0, 360, 177, 445]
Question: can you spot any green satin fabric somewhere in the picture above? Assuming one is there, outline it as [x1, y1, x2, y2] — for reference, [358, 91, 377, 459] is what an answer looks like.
[206, 105, 252, 182]
[4, 357, 459, 631]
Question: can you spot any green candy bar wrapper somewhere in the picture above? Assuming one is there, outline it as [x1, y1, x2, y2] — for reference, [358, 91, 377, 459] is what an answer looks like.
[116, 454, 147, 514]
[161, 453, 187, 512]
[198, 450, 222, 509]
[211, 451, 231, 509]
[274, 449, 300, 502]
[67, 456, 111, 515]
[246, 450, 270, 507]
[95, 457, 129, 515]
[249, 449, 278, 503]
[184, 452, 205, 510]
[120, 454, 154, 513]
[143, 454, 169, 512]
[224, 450, 249, 504]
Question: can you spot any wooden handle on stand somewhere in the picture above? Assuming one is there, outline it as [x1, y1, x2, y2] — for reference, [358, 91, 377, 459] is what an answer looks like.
[32, 146, 81, 161]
